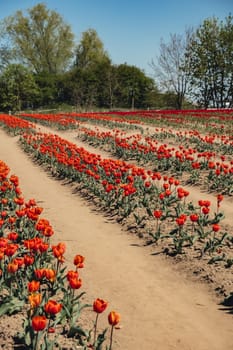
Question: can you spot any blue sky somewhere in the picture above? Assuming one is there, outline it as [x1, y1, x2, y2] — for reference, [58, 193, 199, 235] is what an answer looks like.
[0, 0, 232, 75]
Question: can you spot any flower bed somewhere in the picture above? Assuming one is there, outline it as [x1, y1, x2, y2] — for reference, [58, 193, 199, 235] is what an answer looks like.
[0, 159, 120, 349]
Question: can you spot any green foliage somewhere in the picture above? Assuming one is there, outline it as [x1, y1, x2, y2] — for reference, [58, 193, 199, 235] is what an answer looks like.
[0, 3, 162, 110]
[75, 28, 110, 70]
[0, 296, 24, 316]
[34, 72, 60, 108]
[188, 14, 233, 108]
[114, 63, 156, 109]
[5, 3, 74, 74]
[0, 64, 39, 111]
[5, 3, 232, 110]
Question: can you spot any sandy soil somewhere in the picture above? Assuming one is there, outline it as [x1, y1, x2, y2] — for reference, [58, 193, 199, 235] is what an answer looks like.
[0, 127, 233, 350]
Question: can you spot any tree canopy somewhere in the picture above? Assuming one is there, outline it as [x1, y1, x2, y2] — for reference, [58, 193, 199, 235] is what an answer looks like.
[2, 3, 231, 111]
[152, 14, 233, 108]
[5, 2, 74, 74]
[0, 64, 39, 111]
[188, 15, 233, 108]
[75, 28, 110, 69]
[151, 29, 193, 109]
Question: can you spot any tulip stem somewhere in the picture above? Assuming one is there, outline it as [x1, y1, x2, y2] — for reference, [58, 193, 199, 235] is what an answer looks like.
[34, 331, 39, 350]
[109, 325, 114, 350]
[93, 313, 99, 346]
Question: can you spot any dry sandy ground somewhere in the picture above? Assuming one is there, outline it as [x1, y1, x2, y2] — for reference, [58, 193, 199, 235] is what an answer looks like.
[0, 127, 233, 350]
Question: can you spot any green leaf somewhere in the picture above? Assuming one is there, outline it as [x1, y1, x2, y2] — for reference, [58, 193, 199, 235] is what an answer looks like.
[210, 212, 225, 224]
[169, 227, 179, 236]
[0, 297, 24, 316]
[225, 259, 233, 268]
[95, 328, 108, 349]
[68, 325, 88, 338]
[146, 207, 153, 217]
[208, 254, 225, 264]
[25, 329, 32, 347]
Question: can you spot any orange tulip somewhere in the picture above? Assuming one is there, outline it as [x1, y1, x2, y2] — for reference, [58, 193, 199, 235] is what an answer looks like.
[0, 250, 4, 260]
[29, 293, 42, 308]
[66, 270, 79, 282]
[73, 254, 85, 268]
[28, 280, 40, 293]
[68, 277, 82, 289]
[0, 237, 8, 248]
[52, 242, 66, 258]
[36, 218, 50, 231]
[108, 311, 120, 326]
[43, 225, 54, 237]
[44, 268, 56, 282]
[7, 261, 19, 273]
[1, 198, 8, 205]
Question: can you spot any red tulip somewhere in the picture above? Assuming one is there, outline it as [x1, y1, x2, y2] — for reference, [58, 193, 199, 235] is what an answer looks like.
[32, 315, 47, 331]
[44, 300, 62, 315]
[154, 210, 162, 219]
[93, 298, 108, 314]
[212, 224, 220, 232]
[190, 214, 199, 222]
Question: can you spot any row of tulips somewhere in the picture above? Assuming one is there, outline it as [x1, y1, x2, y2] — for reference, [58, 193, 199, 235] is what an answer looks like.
[0, 112, 232, 258]
[15, 113, 233, 160]
[20, 112, 143, 133]
[96, 109, 233, 136]
[127, 109, 233, 135]
[0, 114, 35, 135]
[18, 131, 233, 262]
[0, 159, 120, 349]
[18, 111, 233, 148]
[15, 112, 233, 193]
[76, 126, 233, 195]
[2, 112, 232, 195]
[169, 129, 233, 156]
[19, 113, 79, 130]
[19, 112, 233, 156]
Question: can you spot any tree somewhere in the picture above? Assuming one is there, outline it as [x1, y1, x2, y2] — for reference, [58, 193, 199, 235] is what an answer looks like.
[0, 22, 14, 73]
[4, 3, 74, 74]
[0, 64, 39, 111]
[71, 29, 113, 110]
[114, 64, 155, 109]
[188, 15, 233, 108]
[34, 72, 61, 107]
[151, 29, 193, 109]
[75, 28, 110, 69]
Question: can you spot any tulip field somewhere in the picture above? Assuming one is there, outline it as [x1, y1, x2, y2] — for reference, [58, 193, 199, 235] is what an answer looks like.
[0, 109, 233, 349]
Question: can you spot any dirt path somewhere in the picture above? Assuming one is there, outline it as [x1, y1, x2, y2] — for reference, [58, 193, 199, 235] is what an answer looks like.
[1, 128, 233, 350]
